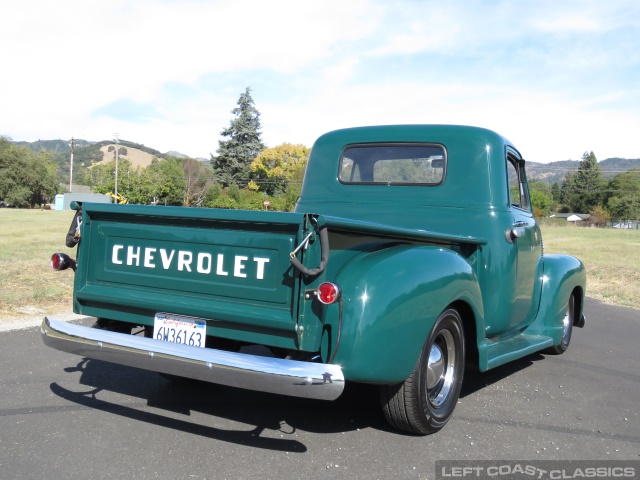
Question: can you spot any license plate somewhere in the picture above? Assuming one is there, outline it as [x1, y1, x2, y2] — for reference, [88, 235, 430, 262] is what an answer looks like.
[153, 313, 206, 348]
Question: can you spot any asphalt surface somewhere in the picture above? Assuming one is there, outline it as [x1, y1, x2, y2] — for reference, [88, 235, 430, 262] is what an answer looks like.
[0, 298, 638, 480]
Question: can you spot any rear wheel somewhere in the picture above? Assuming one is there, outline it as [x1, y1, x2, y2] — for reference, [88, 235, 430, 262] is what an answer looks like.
[546, 295, 575, 355]
[380, 308, 465, 435]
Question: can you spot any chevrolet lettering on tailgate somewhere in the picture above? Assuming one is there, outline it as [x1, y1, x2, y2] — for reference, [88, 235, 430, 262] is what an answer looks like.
[111, 244, 271, 280]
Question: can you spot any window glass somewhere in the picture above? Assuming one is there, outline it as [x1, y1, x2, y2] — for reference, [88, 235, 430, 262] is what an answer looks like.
[507, 155, 531, 211]
[339, 144, 446, 185]
[507, 158, 521, 207]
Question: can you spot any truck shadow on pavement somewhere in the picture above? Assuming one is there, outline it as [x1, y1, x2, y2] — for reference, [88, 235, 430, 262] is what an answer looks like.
[49, 357, 387, 452]
[460, 352, 545, 398]
[48, 352, 552, 449]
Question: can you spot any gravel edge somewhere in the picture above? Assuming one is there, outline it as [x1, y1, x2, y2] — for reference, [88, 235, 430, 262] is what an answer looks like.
[0, 313, 89, 332]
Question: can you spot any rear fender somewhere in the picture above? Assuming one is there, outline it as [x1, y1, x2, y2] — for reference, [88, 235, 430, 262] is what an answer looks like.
[325, 245, 484, 383]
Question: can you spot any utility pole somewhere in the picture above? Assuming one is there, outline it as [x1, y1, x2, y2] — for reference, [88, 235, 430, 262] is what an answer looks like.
[69, 137, 75, 192]
[114, 133, 119, 203]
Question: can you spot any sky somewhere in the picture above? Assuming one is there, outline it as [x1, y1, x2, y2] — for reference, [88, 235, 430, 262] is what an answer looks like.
[1, 0, 639, 163]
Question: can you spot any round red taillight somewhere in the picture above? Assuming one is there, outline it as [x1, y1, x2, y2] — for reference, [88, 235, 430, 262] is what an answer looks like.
[317, 282, 341, 305]
[51, 253, 62, 270]
[51, 253, 69, 271]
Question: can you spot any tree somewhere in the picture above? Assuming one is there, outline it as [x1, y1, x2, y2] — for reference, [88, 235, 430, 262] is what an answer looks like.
[28, 150, 59, 206]
[145, 157, 185, 206]
[183, 159, 215, 207]
[249, 143, 310, 195]
[211, 87, 266, 187]
[88, 158, 134, 196]
[606, 168, 640, 201]
[607, 195, 639, 224]
[107, 145, 127, 157]
[566, 151, 606, 213]
[551, 182, 561, 204]
[530, 189, 553, 217]
[281, 157, 307, 211]
[87, 156, 186, 206]
[559, 170, 578, 212]
[0, 137, 58, 207]
[588, 205, 611, 227]
[601, 169, 640, 225]
[529, 180, 555, 216]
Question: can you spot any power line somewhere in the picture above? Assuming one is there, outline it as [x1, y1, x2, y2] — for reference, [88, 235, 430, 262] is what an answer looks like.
[113, 133, 119, 203]
[69, 137, 75, 193]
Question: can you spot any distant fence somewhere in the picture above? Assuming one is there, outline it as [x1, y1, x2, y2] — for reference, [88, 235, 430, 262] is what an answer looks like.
[540, 217, 639, 229]
[607, 220, 639, 229]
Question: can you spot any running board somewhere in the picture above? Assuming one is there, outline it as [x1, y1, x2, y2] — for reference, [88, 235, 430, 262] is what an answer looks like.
[479, 334, 554, 371]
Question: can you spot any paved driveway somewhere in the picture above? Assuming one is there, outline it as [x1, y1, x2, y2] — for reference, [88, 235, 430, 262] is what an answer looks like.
[0, 298, 638, 479]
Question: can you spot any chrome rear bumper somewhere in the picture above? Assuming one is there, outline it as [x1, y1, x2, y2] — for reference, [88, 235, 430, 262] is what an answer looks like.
[41, 317, 344, 401]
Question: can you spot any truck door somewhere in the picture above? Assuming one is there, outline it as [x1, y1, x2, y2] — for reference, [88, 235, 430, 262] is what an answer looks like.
[506, 150, 543, 329]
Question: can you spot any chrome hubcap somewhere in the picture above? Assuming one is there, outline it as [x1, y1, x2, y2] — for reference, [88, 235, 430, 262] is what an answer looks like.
[562, 298, 574, 346]
[427, 345, 444, 390]
[426, 329, 456, 407]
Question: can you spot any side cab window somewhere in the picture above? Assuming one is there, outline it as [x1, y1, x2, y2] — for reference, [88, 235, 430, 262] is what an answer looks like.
[507, 150, 531, 211]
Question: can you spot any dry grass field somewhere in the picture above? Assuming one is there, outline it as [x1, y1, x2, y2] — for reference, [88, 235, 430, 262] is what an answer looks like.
[96, 145, 156, 169]
[0, 209, 638, 322]
[541, 222, 640, 310]
[0, 209, 78, 319]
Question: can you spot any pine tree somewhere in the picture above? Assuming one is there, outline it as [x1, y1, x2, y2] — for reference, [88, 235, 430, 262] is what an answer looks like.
[561, 151, 605, 213]
[551, 182, 561, 203]
[573, 151, 605, 213]
[211, 87, 266, 187]
[560, 171, 578, 212]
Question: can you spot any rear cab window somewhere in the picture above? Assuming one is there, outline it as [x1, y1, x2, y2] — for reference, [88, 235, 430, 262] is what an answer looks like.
[339, 144, 446, 185]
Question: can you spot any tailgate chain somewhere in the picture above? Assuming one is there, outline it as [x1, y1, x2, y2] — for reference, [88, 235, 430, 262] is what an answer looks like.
[289, 231, 314, 259]
[289, 227, 329, 277]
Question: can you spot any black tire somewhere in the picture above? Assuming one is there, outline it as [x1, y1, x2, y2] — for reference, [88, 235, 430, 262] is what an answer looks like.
[380, 308, 465, 435]
[546, 295, 575, 355]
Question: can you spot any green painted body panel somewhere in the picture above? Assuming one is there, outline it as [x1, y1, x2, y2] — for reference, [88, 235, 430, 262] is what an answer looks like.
[68, 125, 586, 385]
[527, 254, 586, 342]
[74, 204, 311, 349]
[321, 245, 484, 383]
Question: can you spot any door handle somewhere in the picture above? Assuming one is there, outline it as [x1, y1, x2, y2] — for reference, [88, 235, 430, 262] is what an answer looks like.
[506, 221, 527, 243]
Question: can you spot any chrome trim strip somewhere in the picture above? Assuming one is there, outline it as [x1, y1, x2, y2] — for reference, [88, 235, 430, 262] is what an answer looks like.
[41, 317, 344, 401]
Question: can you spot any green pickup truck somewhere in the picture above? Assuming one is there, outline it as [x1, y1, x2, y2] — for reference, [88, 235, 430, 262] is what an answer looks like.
[42, 125, 586, 435]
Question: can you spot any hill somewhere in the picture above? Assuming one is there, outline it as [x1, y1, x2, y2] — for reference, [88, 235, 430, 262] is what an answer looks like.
[14, 138, 92, 154]
[14, 138, 184, 164]
[526, 158, 640, 185]
[11, 137, 638, 185]
[8, 138, 196, 193]
[94, 144, 156, 169]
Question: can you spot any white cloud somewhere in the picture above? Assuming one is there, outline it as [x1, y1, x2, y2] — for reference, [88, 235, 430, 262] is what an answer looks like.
[2, 0, 639, 163]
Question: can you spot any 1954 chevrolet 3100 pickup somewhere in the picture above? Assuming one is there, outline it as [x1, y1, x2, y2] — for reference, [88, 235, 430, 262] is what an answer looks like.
[42, 125, 586, 435]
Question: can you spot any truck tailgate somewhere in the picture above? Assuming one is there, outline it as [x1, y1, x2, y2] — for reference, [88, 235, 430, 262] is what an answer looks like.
[74, 204, 308, 342]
